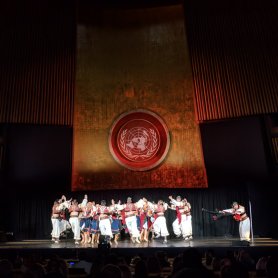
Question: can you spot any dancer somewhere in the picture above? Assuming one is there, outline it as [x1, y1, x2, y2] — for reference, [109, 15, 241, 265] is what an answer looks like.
[90, 201, 100, 245]
[51, 195, 71, 243]
[220, 201, 250, 242]
[138, 198, 154, 242]
[97, 200, 113, 244]
[121, 197, 141, 244]
[80, 201, 92, 244]
[152, 200, 169, 243]
[57, 195, 71, 239]
[51, 199, 62, 243]
[68, 199, 81, 244]
[110, 199, 122, 245]
[169, 195, 193, 240]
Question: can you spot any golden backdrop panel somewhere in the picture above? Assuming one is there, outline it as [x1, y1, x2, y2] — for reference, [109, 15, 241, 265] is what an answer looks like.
[72, 4, 207, 190]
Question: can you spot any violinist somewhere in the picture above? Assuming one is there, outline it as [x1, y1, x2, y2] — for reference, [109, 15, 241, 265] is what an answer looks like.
[220, 201, 250, 242]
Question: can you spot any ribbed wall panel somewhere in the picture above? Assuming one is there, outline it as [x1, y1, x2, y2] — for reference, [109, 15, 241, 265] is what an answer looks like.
[271, 137, 278, 164]
[1, 1, 278, 125]
[184, 0, 278, 122]
[0, 145, 3, 170]
[0, 0, 76, 126]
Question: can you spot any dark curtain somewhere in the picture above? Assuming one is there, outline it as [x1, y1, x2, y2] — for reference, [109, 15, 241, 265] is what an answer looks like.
[3, 185, 250, 240]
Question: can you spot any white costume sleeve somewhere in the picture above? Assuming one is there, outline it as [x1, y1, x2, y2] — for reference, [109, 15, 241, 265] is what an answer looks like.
[148, 202, 155, 210]
[91, 206, 97, 215]
[81, 198, 88, 208]
[222, 208, 234, 214]
[236, 206, 245, 214]
[170, 199, 179, 206]
[56, 204, 63, 211]
[115, 204, 125, 211]
[58, 201, 70, 210]
[136, 199, 144, 209]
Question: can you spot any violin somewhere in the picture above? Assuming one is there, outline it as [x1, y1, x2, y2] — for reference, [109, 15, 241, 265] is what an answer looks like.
[233, 214, 241, 221]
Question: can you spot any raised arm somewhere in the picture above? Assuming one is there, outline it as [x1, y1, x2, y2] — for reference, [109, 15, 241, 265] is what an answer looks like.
[220, 208, 234, 214]
[163, 202, 168, 211]
[169, 198, 179, 206]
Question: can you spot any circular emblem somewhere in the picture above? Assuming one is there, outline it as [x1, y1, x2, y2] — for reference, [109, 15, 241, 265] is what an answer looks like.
[109, 109, 170, 171]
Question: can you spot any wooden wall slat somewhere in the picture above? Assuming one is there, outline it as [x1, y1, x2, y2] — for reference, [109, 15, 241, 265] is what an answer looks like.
[185, 0, 278, 122]
[0, 0, 76, 126]
[1, 0, 278, 125]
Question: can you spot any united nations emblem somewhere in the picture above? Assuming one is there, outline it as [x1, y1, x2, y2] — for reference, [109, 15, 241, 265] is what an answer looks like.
[109, 109, 170, 171]
[119, 127, 159, 161]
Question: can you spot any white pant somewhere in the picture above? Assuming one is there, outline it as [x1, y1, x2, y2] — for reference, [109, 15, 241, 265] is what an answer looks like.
[60, 219, 71, 234]
[51, 218, 61, 239]
[173, 215, 192, 237]
[239, 217, 250, 241]
[99, 218, 113, 237]
[125, 215, 140, 237]
[69, 217, 81, 240]
[153, 216, 169, 237]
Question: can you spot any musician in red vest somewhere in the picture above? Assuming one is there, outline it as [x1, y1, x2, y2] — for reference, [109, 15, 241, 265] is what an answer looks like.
[220, 201, 250, 242]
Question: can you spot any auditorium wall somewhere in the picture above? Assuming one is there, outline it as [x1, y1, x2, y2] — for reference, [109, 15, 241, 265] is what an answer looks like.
[73, 3, 208, 191]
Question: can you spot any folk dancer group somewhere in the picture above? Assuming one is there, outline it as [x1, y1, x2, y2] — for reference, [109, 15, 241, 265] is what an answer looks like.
[51, 195, 193, 245]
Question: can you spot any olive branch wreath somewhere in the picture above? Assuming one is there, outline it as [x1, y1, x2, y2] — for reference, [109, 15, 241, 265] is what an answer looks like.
[119, 128, 158, 160]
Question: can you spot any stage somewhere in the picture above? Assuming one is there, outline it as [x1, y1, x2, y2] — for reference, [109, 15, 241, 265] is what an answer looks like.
[1, 237, 278, 260]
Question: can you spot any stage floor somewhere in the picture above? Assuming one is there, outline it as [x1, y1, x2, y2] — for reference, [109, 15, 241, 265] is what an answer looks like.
[1, 237, 278, 258]
[1, 237, 278, 249]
